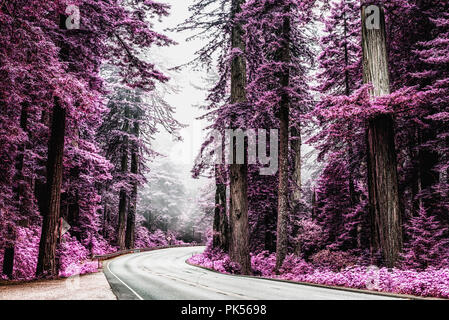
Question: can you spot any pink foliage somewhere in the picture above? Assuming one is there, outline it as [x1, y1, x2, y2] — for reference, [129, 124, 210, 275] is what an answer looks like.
[58, 234, 98, 278]
[189, 251, 449, 298]
[310, 249, 358, 272]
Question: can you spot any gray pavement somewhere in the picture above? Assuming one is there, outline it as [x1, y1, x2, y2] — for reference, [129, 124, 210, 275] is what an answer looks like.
[104, 246, 403, 300]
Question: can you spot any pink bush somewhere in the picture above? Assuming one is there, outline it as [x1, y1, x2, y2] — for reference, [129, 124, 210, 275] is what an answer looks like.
[310, 249, 358, 271]
[89, 236, 117, 256]
[251, 251, 277, 276]
[188, 248, 241, 274]
[189, 251, 449, 299]
[58, 234, 98, 278]
[135, 227, 185, 249]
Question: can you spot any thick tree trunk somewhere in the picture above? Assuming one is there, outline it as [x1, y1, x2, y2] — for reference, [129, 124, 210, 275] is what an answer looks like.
[117, 106, 130, 250]
[36, 97, 66, 278]
[3, 104, 29, 278]
[275, 10, 291, 271]
[228, 0, 251, 275]
[125, 116, 139, 249]
[213, 165, 229, 251]
[362, 4, 402, 267]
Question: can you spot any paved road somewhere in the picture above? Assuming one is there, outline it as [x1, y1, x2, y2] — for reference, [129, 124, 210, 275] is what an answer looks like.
[104, 246, 402, 300]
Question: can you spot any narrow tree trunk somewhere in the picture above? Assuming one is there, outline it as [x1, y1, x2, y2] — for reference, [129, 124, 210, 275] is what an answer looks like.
[3, 104, 29, 278]
[343, 12, 358, 207]
[125, 115, 139, 249]
[418, 127, 439, 212]
[117, 106, 129, 250]
[213, 165, 229, 251]
[36, 97, 66, 278]
[291, 126, 301, 205]
[311, 188, 317, 220]
[362, 4, 402, 267]
[228, 0, 251, 275]
[125, 169, 136, 249]
[409, 127, 421, 217]
[275, 9, 291, 271]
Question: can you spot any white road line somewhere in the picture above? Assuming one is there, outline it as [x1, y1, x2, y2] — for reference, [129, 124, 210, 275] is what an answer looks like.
[107, 260, 144, 300]
[142, 267, 252, 300]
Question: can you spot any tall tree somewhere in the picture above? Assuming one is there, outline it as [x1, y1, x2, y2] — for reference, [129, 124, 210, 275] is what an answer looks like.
[361, 3, 402, 267]
[36, 0, 174, 276]
[228, 0, 251, 275]
[311, 0, 367, 254]
[36, 11, 72, 277]
[125, 108, 141, 249]
[36, 97, 66, 277]
[275, 3, 292, 271]
[242, 0, 316, 260]
[117, 104, 130, 250]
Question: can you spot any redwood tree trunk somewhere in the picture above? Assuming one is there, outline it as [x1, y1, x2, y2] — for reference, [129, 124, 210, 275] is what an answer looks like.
[291, 126, 301, 206]
[344, 13, 358, 207]
[362, 4, 402, 267]
[117, 106, 130, 250]
[275, 9, 291, 271]
[36, 97, 66, 278]
[228, 0, 251, 275]
[213, 165, 229, 251]
[125, 115, 139, 249]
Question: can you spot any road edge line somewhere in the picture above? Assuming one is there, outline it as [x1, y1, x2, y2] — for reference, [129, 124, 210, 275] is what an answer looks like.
[106, 259, 144, 301]
[185, 260, 441, 300]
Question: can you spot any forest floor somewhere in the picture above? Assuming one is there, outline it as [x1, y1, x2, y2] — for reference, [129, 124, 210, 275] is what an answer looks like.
[0, 271, 116, 300]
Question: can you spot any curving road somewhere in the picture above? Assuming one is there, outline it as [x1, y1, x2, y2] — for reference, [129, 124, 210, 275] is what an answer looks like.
[104, 246, 402, 300]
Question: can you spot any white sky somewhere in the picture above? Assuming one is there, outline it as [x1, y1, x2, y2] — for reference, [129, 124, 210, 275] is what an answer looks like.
[150, 0, 212, 191]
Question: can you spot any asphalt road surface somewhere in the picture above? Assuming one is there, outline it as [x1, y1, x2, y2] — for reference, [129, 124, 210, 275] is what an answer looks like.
[104, 246, 402, 300]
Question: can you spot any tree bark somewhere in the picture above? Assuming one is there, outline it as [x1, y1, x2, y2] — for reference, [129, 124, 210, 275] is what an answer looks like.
[117, 106, 129, 250]
[213, 165, 229, 251]
[291, 126, 301, 205]
[228, 0, 251, 275]
[275, 8, 291, 271]
[343, 12, 358, 207]
[418, 127, 439, 212]
[125, 112, 139, 249]
[362, 4, 402, 267]
[36, 97, 66, 278]
[311, 188, 317, 220]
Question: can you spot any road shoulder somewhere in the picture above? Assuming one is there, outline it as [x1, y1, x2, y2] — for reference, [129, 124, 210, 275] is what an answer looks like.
[0, 271, 116, 300]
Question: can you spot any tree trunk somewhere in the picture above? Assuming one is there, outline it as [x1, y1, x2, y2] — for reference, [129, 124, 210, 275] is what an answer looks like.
[291, 126, 301, 205]
[36, 97, 66, 278]
[311, 188, 317, 220]
[125, 114, 139, 249]
[418, 127, 439, 212]
[275, 8, 291, 271]
[213, 165, 229, 251]
[3, 103, 29, 278]
[362, 4, 402, 267]
[343, 12, 358, 207]
[117, 106, 129, 250]
[228, 0, 251, 275]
